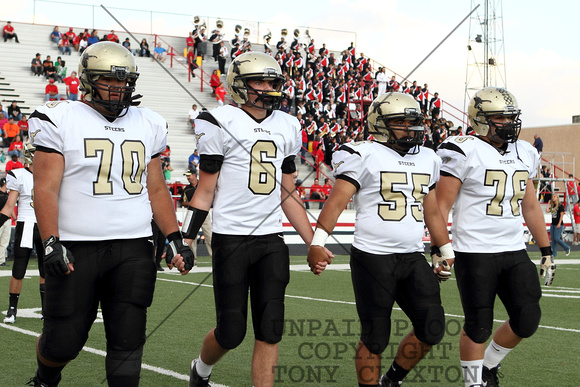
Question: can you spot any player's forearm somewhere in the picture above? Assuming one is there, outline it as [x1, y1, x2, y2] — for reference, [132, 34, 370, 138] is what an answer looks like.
[523, 201, 550, 247]
[282, 190, 314, 245]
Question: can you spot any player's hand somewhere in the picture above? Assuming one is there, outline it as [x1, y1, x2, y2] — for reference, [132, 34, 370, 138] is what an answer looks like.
[43, 235, 75, 276]
[165, 232, 194, 274]
[539, 246, 555, 286]
[430, 245, 454, 282]
[307, 246, 333, 276]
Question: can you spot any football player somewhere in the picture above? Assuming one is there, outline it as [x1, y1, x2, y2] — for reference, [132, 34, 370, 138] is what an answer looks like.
[436, 87, 552, 387]
[28, 41, 192, 386]
[1, 141, 45, 324]
[183, 52, 332, 387]
[307, 92, 454, 387]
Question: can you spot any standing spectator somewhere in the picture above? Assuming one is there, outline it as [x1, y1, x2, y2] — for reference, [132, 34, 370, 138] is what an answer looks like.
[215, 82, 226, 106]
[573, 199, 580, 246]
[429, 92, 442, 119]
[5, 154, 23, 172]
[3, 117, 20, 146]
[18, 115, 29, 139]
[186, 47, 198, 77]
[533, 134, 543, 153]
[8, 135, 23, 158]
[307, 92, 452, 387]
[218, 41, 228, 74]
[185, 52, 328, 387]
[0, 178, 8, 267]
[45, 79, 61, 101]
[58, 35, 72, 55]
[106, 30, 119, 42]
[160, 145, 171, 163]
[50, 26, 61, 44]
[163, 161, 174, 182]
[186, 31, 194, 50]
[63, 71, 80, 101]
[8, 101, 22, 121]
[437, 87, 552, 387]
[188, 149, 200, 170]
[31, 53, 43, 76]
[188, 104, 199, 129]
[566, 174, 578, 209]
[3, 21, 19, 43]
[153, 42, 167, 62]
[209, 69, 220, 95]
[28, 41, 192, 386]
[209, 29, 222, 62]
[376, 67, 387, 96]
[139, 38, 150, 57]
[547, 195, 571, 257]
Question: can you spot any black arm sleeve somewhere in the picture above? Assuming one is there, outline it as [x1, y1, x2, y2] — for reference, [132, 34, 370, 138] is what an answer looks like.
[199, 154, 224, 174]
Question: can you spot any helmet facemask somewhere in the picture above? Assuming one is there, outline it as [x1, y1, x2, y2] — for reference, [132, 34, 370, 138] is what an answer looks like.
[481, 112, 522, 144]
[369, 98, 425, 154]
[79, 42, 141, 120]
[235, 76, 285, 111]
[83, 67, 139, 119]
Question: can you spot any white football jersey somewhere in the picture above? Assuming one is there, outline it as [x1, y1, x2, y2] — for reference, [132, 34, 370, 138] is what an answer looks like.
[195, 105, 301, 235]
[6, 168, 36, 223]
[437, 136, 539, 253]
[29, 101, 167, 241]
[332, 141, 440, 254]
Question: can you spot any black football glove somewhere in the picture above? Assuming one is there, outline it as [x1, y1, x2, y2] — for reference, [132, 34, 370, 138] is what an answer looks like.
[43, 235, 74, 276]
[430, 244, 453, 282]
[165, 232, 194, 271]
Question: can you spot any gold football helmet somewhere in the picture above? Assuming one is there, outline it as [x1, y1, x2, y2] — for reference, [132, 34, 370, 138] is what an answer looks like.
[226, 52, 285, 110]
[367, 92, 425, 152]
[79, 41, 140, 119]
[23, 140, 35, 165]
[468, 87, 521, 143]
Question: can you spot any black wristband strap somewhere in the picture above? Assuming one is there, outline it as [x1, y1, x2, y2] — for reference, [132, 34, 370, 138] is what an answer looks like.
[0, 213, 10, 226]
[182, 207, 209, 240]
[167, 231, 182, 243]
[540, 246, 552, 256]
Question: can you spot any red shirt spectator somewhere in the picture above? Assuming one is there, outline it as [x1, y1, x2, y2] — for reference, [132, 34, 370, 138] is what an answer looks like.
[210, 70, 220, 92]
[45, 79, 61, 101]
[65, 27, 76, 43]
[106, 30, 119, 42]
[322, 179, 332, 197]
[3, 21, 19, 43]
[5, 155, 24, 172]
[215, 83, 226, 105]
[8, 137, 23, 153]
[64, 71, 80, 100]
[186, 32, 194, 48]
[18, 114, 28, 136]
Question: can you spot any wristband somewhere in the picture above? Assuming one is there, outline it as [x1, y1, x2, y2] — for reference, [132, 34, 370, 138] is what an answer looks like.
[167, 231, 182, 243]
[311, 228, 329, 247]
[439, 242, 455, 259]
[540, 246, 552, 256]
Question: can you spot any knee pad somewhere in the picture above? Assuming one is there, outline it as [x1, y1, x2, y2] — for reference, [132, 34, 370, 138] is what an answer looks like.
[360, 316, 391, 355]
[215, 309, 247, 350]
[510, 303, 541, 338]
[38, 329, 86, 364]
[256, 299, 284, 344]
[106, 346, 143, 387]
[414, 304, 445, 346]
[463, 308, 493, 344]
[11, 252, 31, 280]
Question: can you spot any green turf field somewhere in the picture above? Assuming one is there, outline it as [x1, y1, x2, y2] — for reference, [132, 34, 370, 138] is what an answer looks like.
[1, 251, 578, 386]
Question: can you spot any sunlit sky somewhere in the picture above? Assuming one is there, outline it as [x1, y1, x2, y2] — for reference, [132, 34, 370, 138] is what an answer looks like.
[2, 0, 579, 128]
